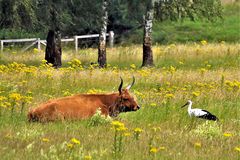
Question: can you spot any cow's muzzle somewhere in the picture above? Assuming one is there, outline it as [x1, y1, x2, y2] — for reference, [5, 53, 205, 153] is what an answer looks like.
[120, 106, 140, 112]
[120, 106, 130, 112]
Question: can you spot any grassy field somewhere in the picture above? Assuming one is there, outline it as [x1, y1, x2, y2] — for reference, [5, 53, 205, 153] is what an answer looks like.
[0, 43, 239, 159]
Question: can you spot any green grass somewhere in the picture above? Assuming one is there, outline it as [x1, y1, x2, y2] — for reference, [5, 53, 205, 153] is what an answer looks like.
[0, 43, 239, 159]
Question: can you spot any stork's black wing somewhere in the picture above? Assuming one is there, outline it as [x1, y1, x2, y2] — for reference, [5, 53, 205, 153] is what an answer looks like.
[197, 110, 219, 121]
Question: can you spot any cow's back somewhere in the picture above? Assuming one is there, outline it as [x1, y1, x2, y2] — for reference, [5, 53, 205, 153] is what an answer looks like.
[28, 94, 108, 122]
[55, 94, 107, 118]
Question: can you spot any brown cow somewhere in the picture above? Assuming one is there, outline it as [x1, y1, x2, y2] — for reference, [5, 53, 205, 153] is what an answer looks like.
[28, 77, 140, 122]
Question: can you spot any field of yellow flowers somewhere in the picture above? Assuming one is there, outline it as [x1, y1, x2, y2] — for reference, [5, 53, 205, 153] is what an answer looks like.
[0, 43, 239, 159]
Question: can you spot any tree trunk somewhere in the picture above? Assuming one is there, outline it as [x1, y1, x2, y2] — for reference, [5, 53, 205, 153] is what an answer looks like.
[45, 29, 62, 68]
[142, 7, 154, 67]
[98, 0, 108, 68]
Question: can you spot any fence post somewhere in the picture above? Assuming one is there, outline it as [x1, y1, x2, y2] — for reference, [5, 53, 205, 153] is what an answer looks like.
[74, 36, 78, 53]
[37, 38, 41, 52]
[109, 31, 114, 48]
[1, 40, 3, 53]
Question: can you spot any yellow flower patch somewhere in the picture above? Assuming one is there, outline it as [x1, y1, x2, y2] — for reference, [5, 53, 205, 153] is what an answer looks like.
[149, 147, 158, 153]
[71, 138, 81, 145]
[134, 128, 143, 134]
[194, 142, 202, 148]
[42, 138, 50, 142]
[223, 133, 233, 137]
[84, 155, 92, 160]
[234, 147, 240, 152]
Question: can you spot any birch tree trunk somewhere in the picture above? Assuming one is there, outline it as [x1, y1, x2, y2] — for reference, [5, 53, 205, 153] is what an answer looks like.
[142, 5, 154, 67]
[98, 0, 108, 68]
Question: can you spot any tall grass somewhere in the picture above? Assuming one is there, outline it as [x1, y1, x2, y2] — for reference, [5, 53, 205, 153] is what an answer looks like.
[0, 43, 239, 159]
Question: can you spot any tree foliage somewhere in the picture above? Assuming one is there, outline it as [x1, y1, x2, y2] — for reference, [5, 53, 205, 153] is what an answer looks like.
[154, 0, 222, 22]
[0, 0, 222, 38]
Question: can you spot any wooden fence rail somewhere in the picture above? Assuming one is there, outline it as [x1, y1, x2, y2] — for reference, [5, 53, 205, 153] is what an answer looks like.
[0, 31, 114, 53]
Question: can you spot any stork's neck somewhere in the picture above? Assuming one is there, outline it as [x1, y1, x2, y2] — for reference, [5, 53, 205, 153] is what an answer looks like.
[187, 102, 192, 114]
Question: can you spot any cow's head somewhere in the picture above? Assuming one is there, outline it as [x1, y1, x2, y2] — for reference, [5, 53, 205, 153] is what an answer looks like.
[110, 77, 140, 117]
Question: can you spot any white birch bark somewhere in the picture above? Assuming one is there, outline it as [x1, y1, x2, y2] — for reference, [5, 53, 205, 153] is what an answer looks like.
[142, 3, 154, 67]
[98, 0, 108, 68]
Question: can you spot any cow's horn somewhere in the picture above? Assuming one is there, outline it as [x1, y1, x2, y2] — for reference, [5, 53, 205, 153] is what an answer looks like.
[126, 76, 135, 90]
[118, 77, 123, 94]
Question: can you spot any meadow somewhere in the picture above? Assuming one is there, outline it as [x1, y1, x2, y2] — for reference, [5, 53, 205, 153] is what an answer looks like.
[0, 43, 239, 159]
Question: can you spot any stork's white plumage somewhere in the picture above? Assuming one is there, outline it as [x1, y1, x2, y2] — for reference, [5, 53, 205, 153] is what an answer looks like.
[181, 100, 218, 121]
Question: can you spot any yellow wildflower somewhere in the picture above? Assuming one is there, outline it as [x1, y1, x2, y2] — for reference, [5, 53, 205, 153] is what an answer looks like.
[169, 43, 176, 48]
[84, 155, 92, 160]
[22, 96, 33, 104]
[164, 93, 175, 99]
[150, 103, 157, 107]
[1, 102, 11, 108]
[111, 121, 124, 128]
[41, 59, 47, 64]
[200, 40, 207, 45]
[9, 93, 22, 101]
[149, 147, 158, 153]
[179, 61, 184, 65]
[200, 68, 207, 74]
[68, 58, 82, 69]
[194, 142, 201, 148]
[159, 146, 166, 150]
[116, 126, 127, 131]
[234, 147, 240, 152]
[223, 133, 233, 137]
[181, 87, 187, 91]
[134, 128, 143, 134]
[124, 132, 131, 137]
[42, 138, 49, 142]
[169, 66, 176, 73]
[0, 96, 7, 101]
[33, 48, 39, 54]
[71, 138, 80, 145]
[112, 66, 118, 70]
[192, 91, 200, 97]
[87, 88, 103, 94]
[206, 64, 211, 68]
[63, 90, 72, 97]
[130, 64, 136, 69]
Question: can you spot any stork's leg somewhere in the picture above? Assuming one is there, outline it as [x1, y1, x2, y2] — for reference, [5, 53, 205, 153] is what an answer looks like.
[188, 117, 195, 130]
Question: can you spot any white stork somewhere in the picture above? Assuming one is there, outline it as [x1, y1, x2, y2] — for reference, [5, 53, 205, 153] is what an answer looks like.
[181, 100, 218, 121]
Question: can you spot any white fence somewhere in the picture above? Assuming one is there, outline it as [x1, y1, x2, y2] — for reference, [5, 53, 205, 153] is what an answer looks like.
[0, 31, 114, 53]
